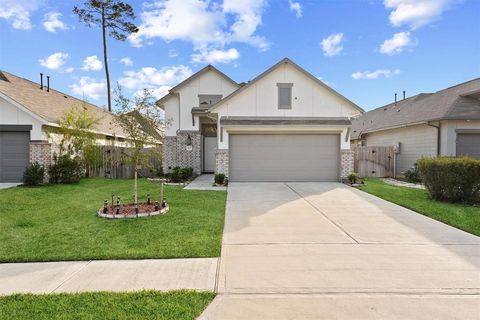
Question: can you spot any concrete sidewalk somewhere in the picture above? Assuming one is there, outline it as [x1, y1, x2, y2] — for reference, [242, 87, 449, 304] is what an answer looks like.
[184, 175, 227, 191]
[0, 258, 218, 295]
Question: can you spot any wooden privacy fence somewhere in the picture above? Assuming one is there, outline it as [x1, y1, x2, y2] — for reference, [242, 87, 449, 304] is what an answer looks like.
[353, 146, 395, 178]
[86, 145, 162, 179]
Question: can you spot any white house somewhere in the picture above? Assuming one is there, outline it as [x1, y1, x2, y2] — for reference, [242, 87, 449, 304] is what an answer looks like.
[351, 78, 480, 175]
[157, 58, 364, 182]
[0, 70, 161, 182]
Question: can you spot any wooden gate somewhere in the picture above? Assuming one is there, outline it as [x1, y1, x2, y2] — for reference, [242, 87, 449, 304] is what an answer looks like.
[353, 146, 394, 178]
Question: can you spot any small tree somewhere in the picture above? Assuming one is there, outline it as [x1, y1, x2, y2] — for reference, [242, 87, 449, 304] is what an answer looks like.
[113, 85, 163, 208]
[73, 1, 138, 112]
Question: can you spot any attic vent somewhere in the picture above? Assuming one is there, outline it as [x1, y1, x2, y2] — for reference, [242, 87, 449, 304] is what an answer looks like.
[63, 95, 68, 99]
[0, 72, 9, 82]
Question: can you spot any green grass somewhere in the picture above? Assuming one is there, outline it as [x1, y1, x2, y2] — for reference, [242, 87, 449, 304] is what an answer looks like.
[0, 178, 226, 262]
[358, 178, 480, 236]
[0, 290, 214, 320]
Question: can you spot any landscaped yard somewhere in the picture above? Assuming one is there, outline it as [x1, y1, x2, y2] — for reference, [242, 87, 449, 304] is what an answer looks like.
[0, 290, 214, 320]
[0, 178, 226, 262]
[358, 178, 480, 236]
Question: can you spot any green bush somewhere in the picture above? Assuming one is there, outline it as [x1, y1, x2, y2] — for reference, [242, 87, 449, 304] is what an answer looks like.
[49, 154, 84, 184]
[23, 162, 45, 186]
[403, 163, 421, 183]
[214, 173, 226, 185]
[417, 156, 480, 203]
[347, 172, 358, 184]
[170, 167, 194, 183]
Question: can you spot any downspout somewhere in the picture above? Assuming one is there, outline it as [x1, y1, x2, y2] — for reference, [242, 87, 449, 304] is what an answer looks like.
[427, 122, 441, 156]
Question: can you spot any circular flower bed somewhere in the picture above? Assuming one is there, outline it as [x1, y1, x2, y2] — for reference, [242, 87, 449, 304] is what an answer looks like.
[97, 202, 169, 219]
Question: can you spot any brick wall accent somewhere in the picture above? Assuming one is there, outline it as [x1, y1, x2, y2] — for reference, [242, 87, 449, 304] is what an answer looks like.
[215, 149, 229, 177]
[162, 131, 201, 174]
[340, 149, 354, 180]
[29, 141, 52, 167]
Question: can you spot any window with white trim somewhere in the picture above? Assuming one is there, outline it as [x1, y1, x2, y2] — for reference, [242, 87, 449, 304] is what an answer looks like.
[277, 83, 293, 109]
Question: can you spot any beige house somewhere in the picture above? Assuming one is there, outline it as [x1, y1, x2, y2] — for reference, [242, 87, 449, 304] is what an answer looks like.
[0, 70, 161, 182]
[158, 58, 364, 182]
[351, 78, 480, 175]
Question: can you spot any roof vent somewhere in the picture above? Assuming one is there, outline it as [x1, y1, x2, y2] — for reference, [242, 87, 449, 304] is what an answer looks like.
[0, 72, 9, 82]
[40, 73, 43, 90]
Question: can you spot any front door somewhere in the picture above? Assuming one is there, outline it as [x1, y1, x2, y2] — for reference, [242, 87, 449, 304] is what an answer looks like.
[204, 136, 217, 172]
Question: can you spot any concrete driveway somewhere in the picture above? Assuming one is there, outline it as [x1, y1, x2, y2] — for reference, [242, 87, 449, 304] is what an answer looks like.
[200, 183, 480, 319]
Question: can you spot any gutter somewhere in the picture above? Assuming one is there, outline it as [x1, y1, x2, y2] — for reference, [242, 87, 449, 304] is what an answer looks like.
[427, 121, 441, 156]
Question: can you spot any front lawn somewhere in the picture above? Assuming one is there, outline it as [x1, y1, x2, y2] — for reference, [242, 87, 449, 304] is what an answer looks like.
[358, 178, 480, 236]
[0, 290, 214, 320]
[0, 178, 226, 262]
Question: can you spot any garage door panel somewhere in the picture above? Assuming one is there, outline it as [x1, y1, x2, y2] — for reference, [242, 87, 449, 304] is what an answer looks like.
[229, 134, 339, 182]
[457, 133, 480, 159]
[0, 131, 30, 182]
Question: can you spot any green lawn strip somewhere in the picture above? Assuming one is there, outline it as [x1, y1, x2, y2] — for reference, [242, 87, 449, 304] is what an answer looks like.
[358, 178, 480, 236]
[0, 178, 226, 262]
[0, 290, 214, 320]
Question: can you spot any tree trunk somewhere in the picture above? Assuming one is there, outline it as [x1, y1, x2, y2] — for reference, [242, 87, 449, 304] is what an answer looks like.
[101, 6, 112, 112]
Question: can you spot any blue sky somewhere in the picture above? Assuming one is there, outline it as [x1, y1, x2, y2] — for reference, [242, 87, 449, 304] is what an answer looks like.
[1, 0, 479, 111]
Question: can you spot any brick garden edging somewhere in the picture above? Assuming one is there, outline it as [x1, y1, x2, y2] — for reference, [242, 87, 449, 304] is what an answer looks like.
[97, 204, 170, 219]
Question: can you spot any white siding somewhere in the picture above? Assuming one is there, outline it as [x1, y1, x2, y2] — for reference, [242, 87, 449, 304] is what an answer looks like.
[0, 97, 44, 140]
[214, 62, 361, 150]
[365, 124, 437, 175]
[215, 63, 361, 118]
[163, 69, 238, 136]
[164, 95, 180, 136]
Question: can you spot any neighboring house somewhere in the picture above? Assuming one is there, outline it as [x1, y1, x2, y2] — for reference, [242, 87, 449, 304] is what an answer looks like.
[158, 58, 364, 182]
[0, 71, 160, 183]
[351, 78, 480, 175]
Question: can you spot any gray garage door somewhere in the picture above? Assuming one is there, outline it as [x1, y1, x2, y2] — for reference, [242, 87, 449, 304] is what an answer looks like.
[229, 134, 340, 182]
[457, 133, 480, 159]
[0, 131, 30, 182]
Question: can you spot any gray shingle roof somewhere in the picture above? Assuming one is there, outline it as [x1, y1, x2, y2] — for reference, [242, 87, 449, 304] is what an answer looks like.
[351, 78, 480, 139]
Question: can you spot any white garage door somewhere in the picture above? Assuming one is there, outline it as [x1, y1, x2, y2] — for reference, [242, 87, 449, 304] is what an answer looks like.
[229, 134, 340, 182]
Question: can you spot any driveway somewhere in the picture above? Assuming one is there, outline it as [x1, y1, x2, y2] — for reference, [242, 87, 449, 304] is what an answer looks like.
[200, 183, 480, 319]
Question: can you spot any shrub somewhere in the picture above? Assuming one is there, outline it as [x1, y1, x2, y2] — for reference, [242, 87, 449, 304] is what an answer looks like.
[215, 173, 226, 185]
[403, 163, 421, 183]
[347, 172, 358, 185]
[417, 156, 480, 203]
[23, 162, 45, 186]
[170, 167, 194, 183]
[49, 154, 84, 184]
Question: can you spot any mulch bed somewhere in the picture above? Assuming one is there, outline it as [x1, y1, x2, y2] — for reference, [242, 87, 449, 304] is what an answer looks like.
[102, 203, 164, 215]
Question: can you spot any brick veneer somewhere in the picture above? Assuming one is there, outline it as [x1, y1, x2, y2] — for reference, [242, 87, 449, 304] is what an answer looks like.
[340, 149, 354, 180]
[215, 149, 229, 176]
[29, 141, 52, 167]
[162, 131, 201, 174]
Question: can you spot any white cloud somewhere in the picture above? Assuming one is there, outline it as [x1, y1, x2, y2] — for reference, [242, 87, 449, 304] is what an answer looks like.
[118, 65, 193, 99]
[120, 57, 134, 66]
[70, 77, 106, 100]
[222, 0, 269, 50]
[129, 0, 224, 48]
[379, 31, 413, 55]
[129, 0, 269, 51]
[289, 0, 302, 18]
[384, 0, 454, 29]
[39, 52, 69, 70]
[0, 0, 40, 30]
[191, 48, 240, 64]
[65, 67, 74, 73]
[43, 12, 68, 33]
[352, 69, 401, 80]
[321, 33, 344, 57]
[81, 55, 103, 71]
[168, 49, 179, 58]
